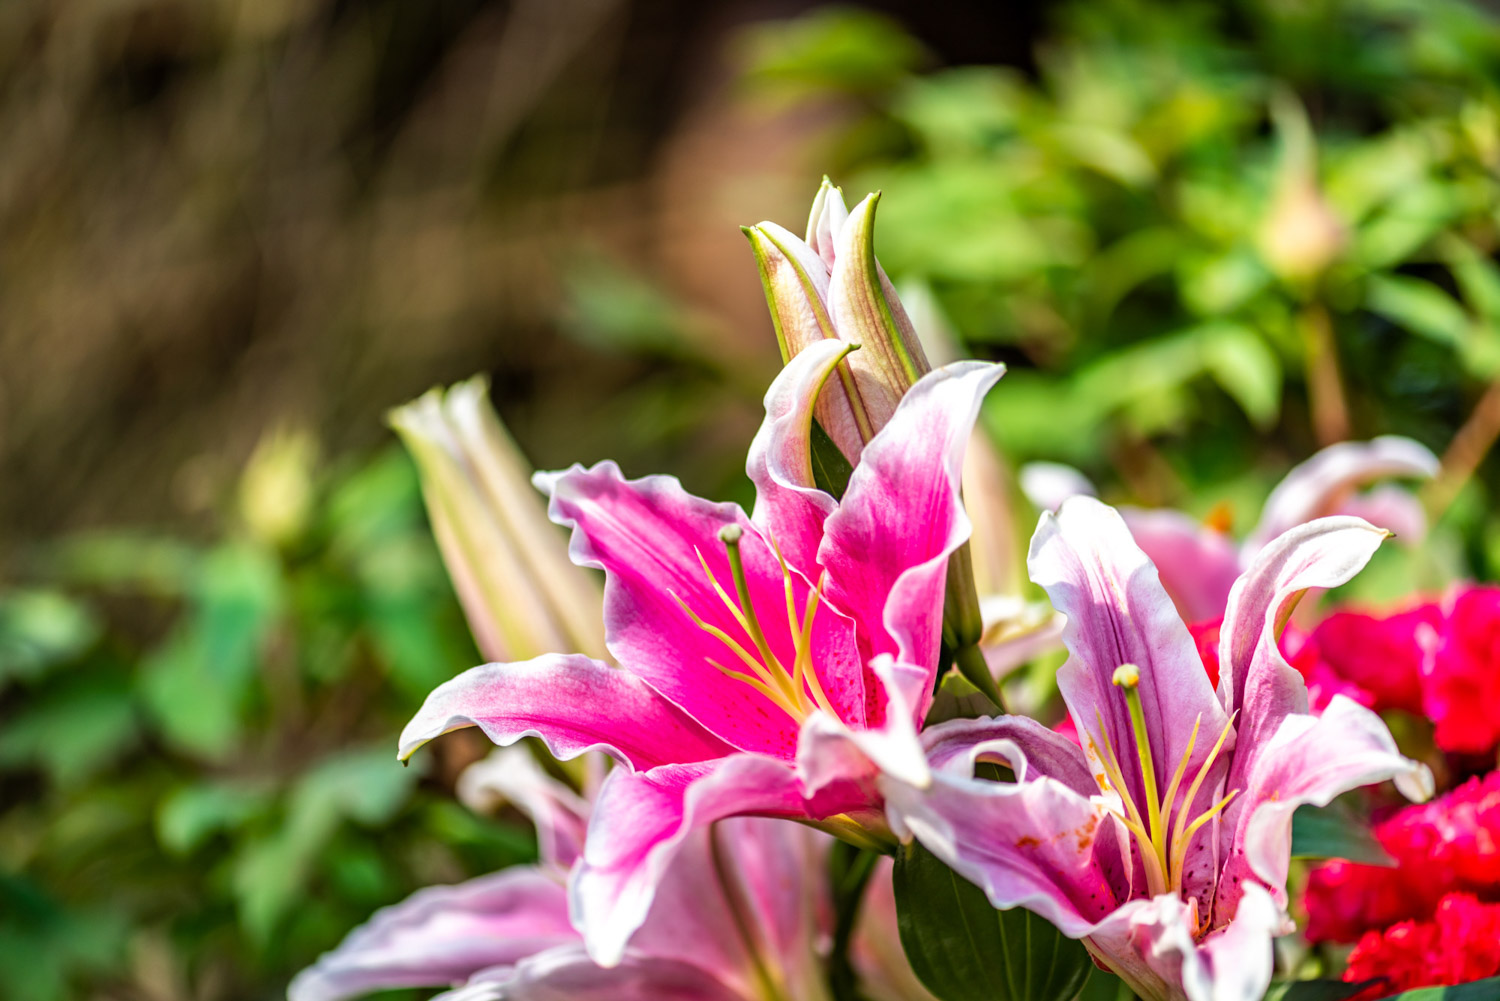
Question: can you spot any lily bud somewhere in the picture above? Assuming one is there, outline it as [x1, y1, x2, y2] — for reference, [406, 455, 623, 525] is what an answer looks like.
[1259, 92, 1345, 285]
[389, 377, 606, 664]
[238, 427, 317, 547]
[744, 178, 933, 464]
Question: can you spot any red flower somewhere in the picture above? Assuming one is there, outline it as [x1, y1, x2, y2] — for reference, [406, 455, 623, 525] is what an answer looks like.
[1304, 771, 1500, 943]
[1309, 603, 1437, 715]
[1424, 586, 1500, 755]
[1344, 893, 1500, 992]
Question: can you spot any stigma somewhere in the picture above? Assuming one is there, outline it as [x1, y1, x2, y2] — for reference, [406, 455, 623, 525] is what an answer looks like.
[672, 522, 837, 724]
[1090, 663, 1238, 909]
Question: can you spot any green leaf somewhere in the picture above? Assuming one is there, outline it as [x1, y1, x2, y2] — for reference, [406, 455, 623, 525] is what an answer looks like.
[0, 590, 100, 687]
[1262, 980, 1367, 1001]
[738, 7, 926, 97]
[233, 748, 417, 944]
[1199, 322, 1282, 429]
[1290, 803, 1394, 865]
[809, 420, 855, 500]
[1366, 273, 1471, 349]
[156, 781, 272, 855]
[0, 678, 137, 788]
[1368, 976, 1500, 1000]
[894, 841, 1091, 1001]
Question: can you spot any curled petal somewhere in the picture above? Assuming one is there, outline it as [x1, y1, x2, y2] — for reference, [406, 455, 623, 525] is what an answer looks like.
[458, 747, 593, 871]
[1244, 436, 1438, 556]
[746, 338, 848, 572]
[1215, 517, 1389, 857]
[630, 817, 831, 1001]
[1216, 696, 1432, 924]
[1120, 508, 1243, 624]
[805, 176, 850, 268]
[821, 361, 1006, 712]
[798, 656, 931, 796]
[882, 768, 1117, 938]
[917, 714, 1095, 796]
[288, 869, 576, 1001]
[569, 755, 811, 967]
[398, 654, 731, 769]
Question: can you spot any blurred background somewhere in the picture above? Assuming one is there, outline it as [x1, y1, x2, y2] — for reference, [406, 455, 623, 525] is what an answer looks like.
[3, 0, 1500, 997]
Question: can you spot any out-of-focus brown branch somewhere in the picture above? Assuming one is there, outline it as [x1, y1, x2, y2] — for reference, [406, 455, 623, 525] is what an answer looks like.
[1303, 303, 1350, 446]
[1426, 378, 1500, 520]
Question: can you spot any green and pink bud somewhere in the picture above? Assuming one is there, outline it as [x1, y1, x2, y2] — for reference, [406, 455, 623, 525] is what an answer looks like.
[389, 377, 606, 664]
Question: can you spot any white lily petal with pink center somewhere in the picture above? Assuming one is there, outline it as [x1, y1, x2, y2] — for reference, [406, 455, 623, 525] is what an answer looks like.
[457, 748, 593, 872]
[287, 869, 576, 1001]
[886, 498, 1429, 1001]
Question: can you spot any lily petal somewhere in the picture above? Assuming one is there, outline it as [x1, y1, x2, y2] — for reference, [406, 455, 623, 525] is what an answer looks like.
[917, 714, 1096, 796]
[882, 767, 1117, 938]
[1337, 483, 1428, 543]
[569, 755, 813, 967]
[542, 461, 865, 754]
[444, 947, 747, 1001]
[398, 654, 732, 769]
[1216, 516, 1389, 813]
[1216, 695, 1432, 923]
[1029, 497, 1230, 829]
[1244, 436, 1438, 556]
[1086, 882, 1283, 1001]
[1120, 508, 1244, 624]
[630, 817, 830, 1001]
[746, 338, 849, 572]
[287, 869, 576, 1001]
[1019, 461, 1097, 512]
[457, 748, 592, 872]
[821, 362, 1006, 707]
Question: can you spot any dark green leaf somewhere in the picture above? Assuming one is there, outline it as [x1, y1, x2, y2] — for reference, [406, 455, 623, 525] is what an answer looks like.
[1290, 803, 1393, 865]
[894, 841, 1091, 1001]
[809, 420, 854, 500]
[1263, 980, 1368, 1001]
[1370, 976, 1500, 1000]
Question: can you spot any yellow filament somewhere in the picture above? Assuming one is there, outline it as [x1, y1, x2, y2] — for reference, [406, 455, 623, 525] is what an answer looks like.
[678, 526, 840, 724]
[1091, 710, 1166, 897]
[1167, 711, 1238, 893]
[1092, 666, 1244, 906]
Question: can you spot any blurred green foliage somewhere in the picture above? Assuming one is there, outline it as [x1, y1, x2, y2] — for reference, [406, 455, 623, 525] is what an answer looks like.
[743, 0, 1500, 576]
[7, 1, 1500, 998]
[0, 439, 534, 1001]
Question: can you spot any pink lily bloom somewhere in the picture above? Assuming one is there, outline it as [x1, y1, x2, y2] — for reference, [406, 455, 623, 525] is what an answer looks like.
[1021, 437, 1438, 623]
[884, 497, 1432, 1001]
[290, 747, 935, 1001]
[398, 338, 1005, 965]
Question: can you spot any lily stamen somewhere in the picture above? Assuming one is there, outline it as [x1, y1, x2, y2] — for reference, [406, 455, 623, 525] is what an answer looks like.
[1098, 663, 1243, 905]
[675, 524, 838, 724]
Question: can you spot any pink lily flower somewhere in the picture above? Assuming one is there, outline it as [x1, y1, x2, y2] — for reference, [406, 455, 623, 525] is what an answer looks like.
[397, 338, 1005, 965]
[290, 747, 935, 1001]
[884, 497, 1432, 1001]
[1021, 436, 1438, 623]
